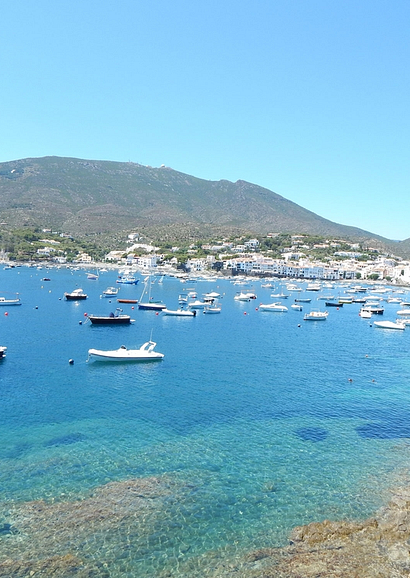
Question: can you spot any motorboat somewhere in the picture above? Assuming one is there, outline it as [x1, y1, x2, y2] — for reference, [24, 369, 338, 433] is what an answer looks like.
[291, 303, 303, 311]
[234, 292, 256, 301]
[138, 301, 167, 311]
[295, 298, 311, 303]
[306, 283, 321, 291]
[325, 301, 342, 307]
[86, 308, 132, 325]
[396, 309, 410, 317]
[204, 291, 221, 299]
[188, 300, 208, 309]
[359, 309, 372, 318]
[259, 302, 288, 312]
[87, 341, 164, 362]
[163, 308, 196, 316]
[361, 305, 384, 315]
[373, 320, 405, 330]
[0, 346, 6, 360]
[116, 275, 139, 285]
[203, 305, 222, 314]
[270, 293, 289, 299]
[303, 310, 329, 321]
[102, 286, 119, 297]
[0, 294, 21, 306]
[338, 297, 353, 304]
[64, 288, 88, 301]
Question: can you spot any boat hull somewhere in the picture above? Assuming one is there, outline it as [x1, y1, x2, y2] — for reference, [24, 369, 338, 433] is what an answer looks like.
[87, 342, 164, 362]
[88, 316, 131, 325]
[138, 302, 167, 311]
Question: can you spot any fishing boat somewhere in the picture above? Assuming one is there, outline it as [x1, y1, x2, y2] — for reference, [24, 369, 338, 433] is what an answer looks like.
[0, 346, 6, 359]
[64, 288, 88, 301]
[87, 341, 164, 362]
[0, 294, 21, 306]
[86, 308, 132, 325]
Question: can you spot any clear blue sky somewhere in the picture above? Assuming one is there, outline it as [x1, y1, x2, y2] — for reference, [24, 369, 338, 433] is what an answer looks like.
[2, 1, 409, 240]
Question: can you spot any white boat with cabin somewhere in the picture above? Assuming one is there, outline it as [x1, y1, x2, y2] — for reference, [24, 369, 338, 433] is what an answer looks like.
[304, 310, 329, 321]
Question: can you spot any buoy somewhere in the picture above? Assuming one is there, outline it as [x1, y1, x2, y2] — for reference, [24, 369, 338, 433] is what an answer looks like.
[244, 312, 247, 315]
[79, 320, 82, 325]
[4, 312, 8, 316]
[84, 312, 88, 317]
[35, 306, 38, 309]
[255, 307, 258, 311]
[69, 359, 74, 365]
[156, 312, 159, 315]
[131, 306, 134, 310]
[348, 378, 353, 382]
[298, 324, 301, 327]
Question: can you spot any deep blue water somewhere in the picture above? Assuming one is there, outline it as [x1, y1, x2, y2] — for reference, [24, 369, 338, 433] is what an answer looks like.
[1, 267, 410, 575]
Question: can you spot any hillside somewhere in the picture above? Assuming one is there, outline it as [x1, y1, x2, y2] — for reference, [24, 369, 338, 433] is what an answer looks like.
[0, 156, 404, 254]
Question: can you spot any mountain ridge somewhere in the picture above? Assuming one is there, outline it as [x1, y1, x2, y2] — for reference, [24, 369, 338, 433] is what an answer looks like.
[0, 156, 407, 255]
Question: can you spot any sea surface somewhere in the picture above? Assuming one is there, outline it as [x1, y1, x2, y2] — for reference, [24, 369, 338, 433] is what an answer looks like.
[1, 266, 410, 576]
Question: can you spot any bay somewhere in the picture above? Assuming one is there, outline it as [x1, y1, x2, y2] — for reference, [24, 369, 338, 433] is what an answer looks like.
[0, 266, 410, 576]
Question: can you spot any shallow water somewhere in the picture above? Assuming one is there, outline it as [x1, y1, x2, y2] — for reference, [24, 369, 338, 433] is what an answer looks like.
[0, 267, 410, 575]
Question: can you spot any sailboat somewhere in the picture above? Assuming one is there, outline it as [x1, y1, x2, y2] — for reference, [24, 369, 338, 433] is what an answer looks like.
[138, 275, 167, 311]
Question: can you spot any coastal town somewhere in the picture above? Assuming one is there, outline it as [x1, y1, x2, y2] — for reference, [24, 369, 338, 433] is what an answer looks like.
[2, 229, 410, 286]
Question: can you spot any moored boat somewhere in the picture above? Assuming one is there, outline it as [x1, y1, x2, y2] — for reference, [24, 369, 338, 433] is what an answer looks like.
[163, 308, 196, 316]
[304, 310, 329, 321]
[0, 294, 21, 306]
[259, 302, 288, 312]
[373, 320, 405, 330]
[86, 308, 132, 324]
[102, 286, 119, 297]
[64, 288, 88, 301]
[0, 346, 6, 359]
[87, 341, 164, 362]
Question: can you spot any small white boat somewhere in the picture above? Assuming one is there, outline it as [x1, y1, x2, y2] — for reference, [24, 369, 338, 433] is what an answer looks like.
[204, 291, 221, 299]
[373, 320, 405, 330]
[259, 302, 288, 312]
[0, 294, 21, 306]
[163, 308, 196, 316]
[291, 303, 303, 311]
[102, 286, 119, 297]
[270, 293, 289, 299]
[0, 346, 6, 360]
[203, 305, 222, 314]
[396, 309, 410, 317]
[87, 341, 164, 362]
[304, 310, 329, 321]
[188, 300, 208, 309]
[306, 283, 322, 291]
[234, 292, 256, 301]
[359, 309, 372, 318]
[116, 275, 139, 285]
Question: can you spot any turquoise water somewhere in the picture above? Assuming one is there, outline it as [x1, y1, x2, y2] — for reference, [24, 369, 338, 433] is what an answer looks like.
[1, 267, 410, 575]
